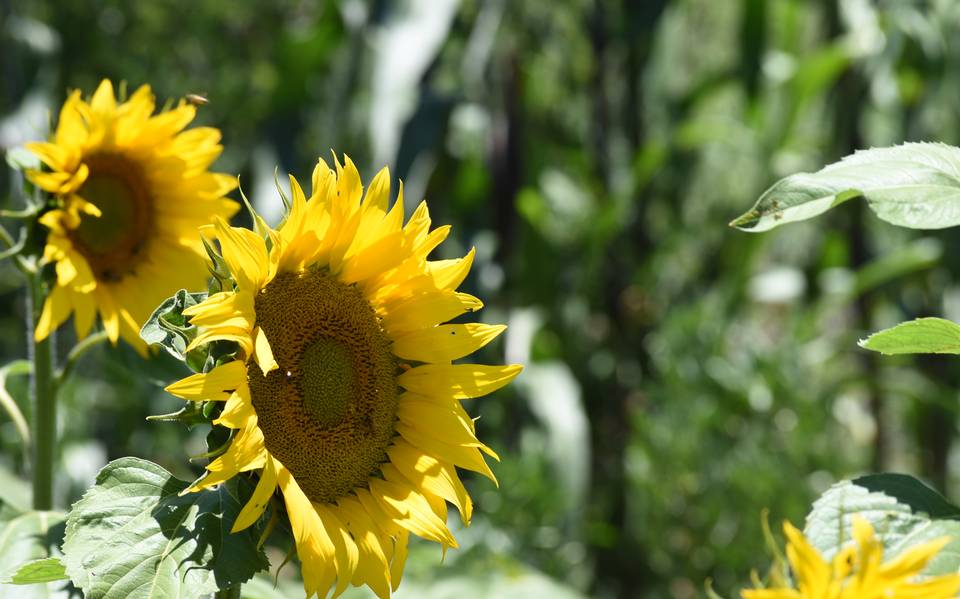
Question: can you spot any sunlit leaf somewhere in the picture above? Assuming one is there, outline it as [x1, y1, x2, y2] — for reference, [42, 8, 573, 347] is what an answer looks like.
[732, 143, 960, 231]
[804, 478, 960, 575]
[4, 558, 67, 585]
[62, 457, 268, 599]
[860, 318, 960, 355]
[0, 508, 68, 599]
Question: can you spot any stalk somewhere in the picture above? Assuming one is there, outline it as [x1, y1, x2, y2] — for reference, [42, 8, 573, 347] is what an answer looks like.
[27, 273, 56, 510]
[214, 586, 241, 599]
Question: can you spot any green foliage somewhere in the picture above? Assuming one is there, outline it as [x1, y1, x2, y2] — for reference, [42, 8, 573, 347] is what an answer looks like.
[0, 507, 66, 598]
[61, 458, 267, 599]
[854, 473, 960, 520]
[4, 558, 68, 585]
[804, 476, 960, 575]
[140, 289, 239, 377]
[8, 0, 960, 597]
[732, 143, 960, 232]
[139, 289, 208, 370]
[860, 318, 960, 356]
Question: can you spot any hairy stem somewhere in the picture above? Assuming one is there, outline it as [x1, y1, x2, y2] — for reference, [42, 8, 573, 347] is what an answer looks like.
[27, 273, 56, 510]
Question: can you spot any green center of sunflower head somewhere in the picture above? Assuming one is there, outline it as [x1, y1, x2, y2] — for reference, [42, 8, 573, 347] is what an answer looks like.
[247, 269, 400, 504]
[69, 153, 154, 282]
[300, 338, 356, 428]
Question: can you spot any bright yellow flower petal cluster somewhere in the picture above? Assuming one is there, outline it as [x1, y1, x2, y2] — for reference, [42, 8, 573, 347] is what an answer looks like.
[742, 517, 960, 599]
[165, 155, 522, 598]
[26, 79, 238, 350]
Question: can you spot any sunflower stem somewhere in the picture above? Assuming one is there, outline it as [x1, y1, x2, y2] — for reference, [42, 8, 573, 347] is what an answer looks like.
[27, 272, 56, 510]
[213, 585, 241, 599]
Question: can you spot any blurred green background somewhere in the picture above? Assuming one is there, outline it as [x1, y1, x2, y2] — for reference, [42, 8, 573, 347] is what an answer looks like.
[4, 0, 960, 597]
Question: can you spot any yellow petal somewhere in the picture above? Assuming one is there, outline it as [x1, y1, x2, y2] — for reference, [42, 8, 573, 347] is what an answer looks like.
[183, 291, 255, 330]
[187, 421, 265, 492]
[164, 360, 247, 401]
[381, 291, 483, 334]
[214, 389, 256, 429]
[96, 288, 121, 343]
[782, 521, 830, 596]
[369, 475, 457, 548]
[89, 79, 116, 115]
[396, 422, 497, 484]
[390, 530, 410, 592]
[340, 230, 406, 284]
[213, 218, 269, 292]
[388, 439, 473, 525]
[334, 498, 392, 599]
[70, 287, 97, 340]
[34, 285, 72, 341]
[25, 141, 77, 172]
[232, 454, 278, 533]
[253, 326, 279, 375]
[428, 248, 476, 291]
[392, 323, 506, 363]
[186, 325, 253, 357]
[397, 398, 481, 448]
[315, 504, 359, 597]
[399, 363, 523, 400]
[276, 463, 337, 594]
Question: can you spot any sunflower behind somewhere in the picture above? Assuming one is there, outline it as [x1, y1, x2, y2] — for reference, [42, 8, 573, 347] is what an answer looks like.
[26, 79, 238, 350]
[165, 155, 522, 598]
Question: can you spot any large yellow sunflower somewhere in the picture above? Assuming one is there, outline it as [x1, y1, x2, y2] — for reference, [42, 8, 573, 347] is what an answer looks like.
[742, 517, 960, 599]
[165, 155, 522, 598]
[26, 79, 238, 350]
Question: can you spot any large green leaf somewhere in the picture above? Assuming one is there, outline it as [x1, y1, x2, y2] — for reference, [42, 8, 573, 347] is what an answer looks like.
[854, 473, 960, 519]
[62, 457, 268, 599]
[0, 509, 68, 598]
[804, 478, 960, 575]
[859, 318, 960, 355]
[731, 143, 960, 231]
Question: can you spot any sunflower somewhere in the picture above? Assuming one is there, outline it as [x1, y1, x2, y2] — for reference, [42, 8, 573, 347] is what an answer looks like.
[742, 517, 960, 599]
[164, 155, 522, 598]
[26, 79, 238, 350]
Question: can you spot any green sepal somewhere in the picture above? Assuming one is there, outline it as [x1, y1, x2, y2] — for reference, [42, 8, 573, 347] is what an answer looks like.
[201, 234, 233, 294]
[146, 401, 210, 429]
[139, 289, 207, 364]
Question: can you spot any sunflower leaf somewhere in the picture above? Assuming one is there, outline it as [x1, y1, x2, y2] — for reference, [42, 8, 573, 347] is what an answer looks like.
[0, 507, 69, 598]
[803, 477, 960, 576]
[859, 317, 960, 355]
[4, 557, 68, 584]
[62, 457, 268, 599]
[731, 142, 960, 232]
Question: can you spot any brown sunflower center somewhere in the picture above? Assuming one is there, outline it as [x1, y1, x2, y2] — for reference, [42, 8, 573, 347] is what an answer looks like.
[68, 153, 154, 282]
[247, 269, 399, 504]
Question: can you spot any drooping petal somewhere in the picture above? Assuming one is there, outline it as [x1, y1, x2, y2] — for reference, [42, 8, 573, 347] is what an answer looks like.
[232, 454, 279, 533]
[164, 360, 247, 401]
[399, 364, 524, 400]
[392, 323, 507, 363]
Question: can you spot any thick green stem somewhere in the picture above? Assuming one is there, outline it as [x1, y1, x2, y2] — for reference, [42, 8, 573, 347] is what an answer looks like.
[214, 586, 241, 599]
[27, 274, 56, 510]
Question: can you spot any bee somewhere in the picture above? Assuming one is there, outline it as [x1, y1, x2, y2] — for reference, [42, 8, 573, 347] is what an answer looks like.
[185, 93, 209, 106]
